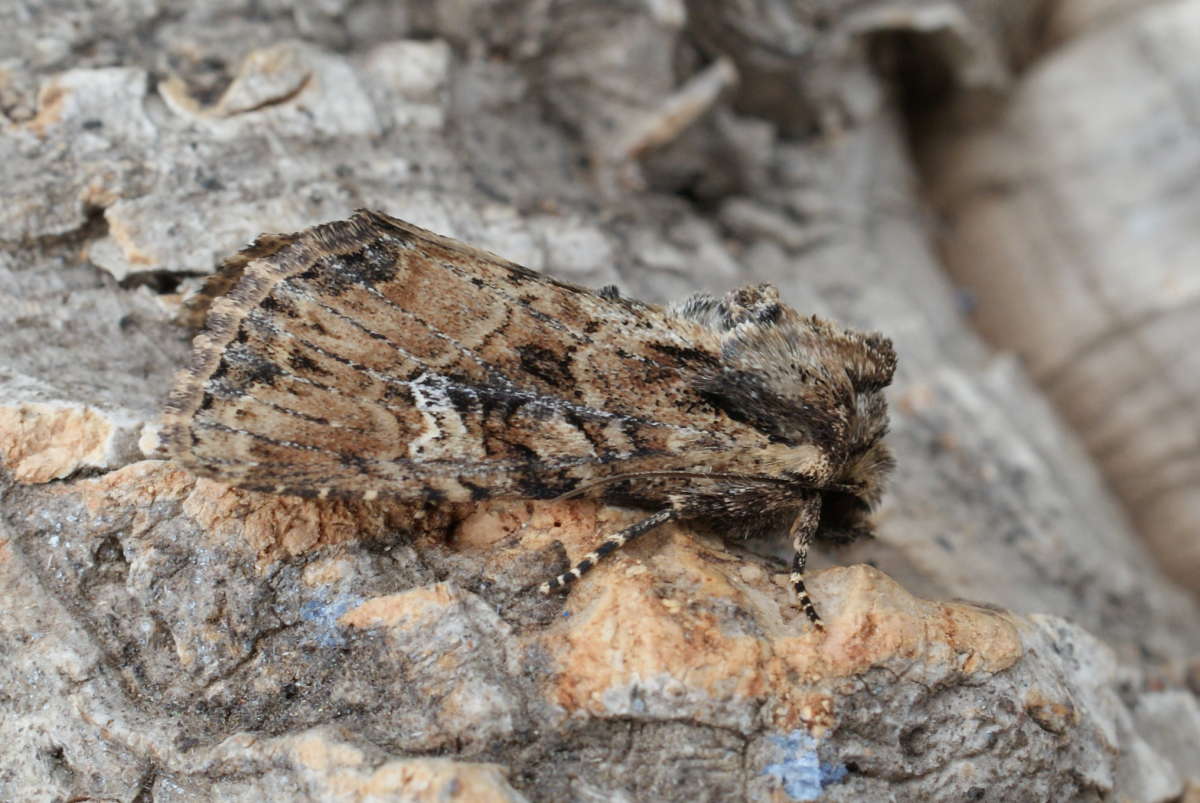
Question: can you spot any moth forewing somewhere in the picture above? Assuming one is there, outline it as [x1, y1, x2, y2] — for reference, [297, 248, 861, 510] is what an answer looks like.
[164, 210, 895, 629]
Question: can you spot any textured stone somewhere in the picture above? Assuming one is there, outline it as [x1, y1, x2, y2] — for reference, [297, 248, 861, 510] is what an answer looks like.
[1132, 691, 1200, 787]
[0, 403, 118, 483]
[0, 65, 156, 239]
[160, 40, 381, 138]
[363, 39, 451, 129]
[174, 730, 533, 801]
[337, 582, 524, 752]
[76, 460, 427, 565]
[291, 752, 530, 803]
[529, 523, 1022, 733]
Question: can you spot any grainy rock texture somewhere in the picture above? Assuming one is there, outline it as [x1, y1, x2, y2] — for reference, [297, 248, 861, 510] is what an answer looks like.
[2, 1, 1199, 801]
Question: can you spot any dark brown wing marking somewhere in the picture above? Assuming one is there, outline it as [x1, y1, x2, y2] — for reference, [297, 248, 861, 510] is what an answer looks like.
[163, 211, 774, 501]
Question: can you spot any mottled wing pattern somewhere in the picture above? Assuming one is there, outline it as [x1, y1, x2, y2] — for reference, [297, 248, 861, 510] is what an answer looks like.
[162, 210, 773, 501]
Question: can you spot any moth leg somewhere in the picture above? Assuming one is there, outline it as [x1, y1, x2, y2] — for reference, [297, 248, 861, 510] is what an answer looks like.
[540, 509, 676, 594]
[789, 495, 825, 630]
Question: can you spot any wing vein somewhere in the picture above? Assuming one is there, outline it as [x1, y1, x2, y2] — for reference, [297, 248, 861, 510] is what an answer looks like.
[191, 418, 640, 474]
[245, 296, 713, 437]
[426, 256, 705, 374]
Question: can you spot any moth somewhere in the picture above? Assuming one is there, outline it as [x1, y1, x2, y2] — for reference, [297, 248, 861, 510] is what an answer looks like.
[163, 210, 896, 628]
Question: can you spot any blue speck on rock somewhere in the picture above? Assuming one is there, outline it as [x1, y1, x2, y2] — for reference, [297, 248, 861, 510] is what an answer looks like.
[300, 594, 363, 647]
[762, 730, 847, 801]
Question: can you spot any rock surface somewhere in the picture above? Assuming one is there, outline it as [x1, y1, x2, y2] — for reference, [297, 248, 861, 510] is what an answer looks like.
[2, 0, 1198, 801]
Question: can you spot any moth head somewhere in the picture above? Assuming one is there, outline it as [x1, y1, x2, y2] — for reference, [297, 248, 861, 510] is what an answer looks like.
[818, 437, 894, 542]
[690, 285, 895, 447]
[809, 323, 895, 542]
[676, 284, 897, 537]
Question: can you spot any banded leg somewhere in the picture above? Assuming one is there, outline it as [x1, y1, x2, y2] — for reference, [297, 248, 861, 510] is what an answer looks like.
[789, 496, 824, 630]
[540, 509, 675, 594]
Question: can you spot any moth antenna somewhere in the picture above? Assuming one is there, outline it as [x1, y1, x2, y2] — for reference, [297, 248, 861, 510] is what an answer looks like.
[552, 471, 788, 502]
[788, 501, 825, 631]
[790, 555, 823, 631]
[540, 509, 676, 594]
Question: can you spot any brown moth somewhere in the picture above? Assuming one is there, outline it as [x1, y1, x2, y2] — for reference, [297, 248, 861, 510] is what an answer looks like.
[162, 210, 896, 628]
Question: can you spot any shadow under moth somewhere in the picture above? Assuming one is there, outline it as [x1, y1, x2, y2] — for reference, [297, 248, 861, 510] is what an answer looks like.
[163, 210, 896, 629]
